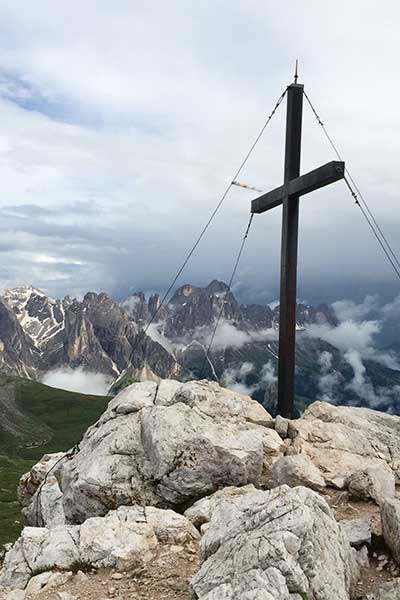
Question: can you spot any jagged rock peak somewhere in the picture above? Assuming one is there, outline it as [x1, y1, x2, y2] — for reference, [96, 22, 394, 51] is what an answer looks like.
[170, 280, 229, 303]
[206, 279, 230, 294]
[3, 284, 48, 297]
[169, 283, 196, 302]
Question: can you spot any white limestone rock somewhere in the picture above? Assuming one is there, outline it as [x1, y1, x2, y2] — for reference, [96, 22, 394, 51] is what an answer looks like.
[0, 504, 199, 590]
[25, 380, 280, 526]
[74, 570, 89, 584]
[347, 465, 395, 506]
[24, 571, 52, 595]
[17, 452, 65, 508]
[381, 497, 400, 564]
[56, 593, 78, 600]
[269, 454, 326, 491]
[79, 505, 199, 570]
[184, 485, 259, 529]
[340, 518, 372, 547]
[190, 485, 359, 600]
[106, 380, 158, 415]
[356, 546, 370, 569]
[144, 506, 201, 545]
[289, 401, 400, 488]
[154, 379, 184, 406]
[4, 591, 26, 600]
[0, 526, 79, 590]
[22, 474, 65, 527]
[275, 415, 289, 438]
[24, 571, 72, 596]
[364, 579, 400, 599]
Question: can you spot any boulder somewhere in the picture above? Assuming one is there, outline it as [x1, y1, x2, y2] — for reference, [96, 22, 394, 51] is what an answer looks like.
[340, 518, 372, 547]
[17, 452, 65, 508]
[381, 497, 400, 564]
[22, 474, 65, 528]
[24, 571, 52, 595]
[275, 415, 289, 438]
[24, 380, 281, 526]
[0, 504, 199, 590]
[269, 454, 326, 491]
[106, 379, 159, 414]
[347, 465, 395, 505]
[288, 401, 400, 488]
[190, 485, 359, 600]
[363, 579, 400, 599]
[184, 485, 259, 529]
[0, 526, 79, 590]
[24, 571, 72, 596]
[356, 546, 369, 569]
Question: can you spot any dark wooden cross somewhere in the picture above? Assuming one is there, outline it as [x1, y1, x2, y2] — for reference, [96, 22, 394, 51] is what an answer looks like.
[251, 81, 345, 418]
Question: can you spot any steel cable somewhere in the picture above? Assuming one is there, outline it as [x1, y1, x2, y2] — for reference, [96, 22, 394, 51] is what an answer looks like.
[304, 89, 400, 279]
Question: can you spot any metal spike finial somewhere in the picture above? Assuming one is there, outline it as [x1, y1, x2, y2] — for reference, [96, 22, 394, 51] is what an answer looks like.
[294, 59, 299, 83]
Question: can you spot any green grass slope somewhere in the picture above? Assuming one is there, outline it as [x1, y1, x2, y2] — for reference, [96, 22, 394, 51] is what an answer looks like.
[0, 374, 109, 546]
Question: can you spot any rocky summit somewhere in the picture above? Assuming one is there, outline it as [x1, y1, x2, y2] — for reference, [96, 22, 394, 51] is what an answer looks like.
[1, 379, 400, 599]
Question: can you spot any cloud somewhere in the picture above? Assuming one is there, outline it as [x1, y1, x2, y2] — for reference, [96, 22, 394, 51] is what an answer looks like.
[121, 295, 142, 313]
[306, 318, 399, 370]
[203, 320, 278, 350]
[0, 3, 398, 303]
[382, 294, 400, 319]
[222, 362, 256, 395]
[222, 359, 277, 398]
[340, 349, 400, 411]
[42, 367, 111, 395]
[332, 295, 379, 322]
[306, 319, 380, 354]
[260, 362, 277, 387]
[317, 351, 342, 404]
[211, 321, 252, 349]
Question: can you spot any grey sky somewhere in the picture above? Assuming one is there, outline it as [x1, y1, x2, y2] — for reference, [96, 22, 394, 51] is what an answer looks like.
[0, 1, 398, 304]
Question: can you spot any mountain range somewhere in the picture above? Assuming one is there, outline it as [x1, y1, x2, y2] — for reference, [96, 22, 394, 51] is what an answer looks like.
[0, 282, 399, 414]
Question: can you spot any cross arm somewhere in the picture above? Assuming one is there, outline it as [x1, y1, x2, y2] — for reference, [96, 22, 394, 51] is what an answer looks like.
[251, 160, 345, 214]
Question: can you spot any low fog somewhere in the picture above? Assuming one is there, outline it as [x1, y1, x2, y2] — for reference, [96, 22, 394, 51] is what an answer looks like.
[42, 367, 112, 396]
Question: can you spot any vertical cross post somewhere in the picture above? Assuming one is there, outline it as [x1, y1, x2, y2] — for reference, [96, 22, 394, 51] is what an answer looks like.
[277, 83, 304, 418]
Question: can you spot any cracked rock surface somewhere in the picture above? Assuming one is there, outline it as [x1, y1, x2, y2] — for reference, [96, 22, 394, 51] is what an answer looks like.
[5, 381, 400, 599]
[190, 485, 359, 600]
[20, 380, 281, 526]
[0, 505, 199, 590]
[289, 401, 400, 488]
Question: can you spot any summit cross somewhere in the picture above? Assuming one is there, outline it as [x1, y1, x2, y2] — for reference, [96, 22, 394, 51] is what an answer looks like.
[251, 79, 345, 418]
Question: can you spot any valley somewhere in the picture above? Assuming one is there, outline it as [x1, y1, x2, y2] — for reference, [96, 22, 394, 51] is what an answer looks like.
[0, 374, 109, 546]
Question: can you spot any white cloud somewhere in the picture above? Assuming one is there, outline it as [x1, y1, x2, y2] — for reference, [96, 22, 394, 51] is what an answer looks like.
[222, 362, 255, 395]
[306, 318, 399, 370]
[260, 362, 277, 387]
[239, 362, 254, 377]
[332, 295, 379, 322]
[121, 295, 141, 312]
[0, 2, 398, 302]
[343, 349, 400, 410]
[42, 367, 111, 396]
[306, 319, 379, 355]
[382, 294, 400, 319]
[316, 351, 341, 404]
[211, 321, 252, 349]
[202, 320, 278, 350]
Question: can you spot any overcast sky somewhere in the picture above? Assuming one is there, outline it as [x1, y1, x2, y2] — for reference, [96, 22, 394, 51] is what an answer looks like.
[0, 1, 399, 305]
